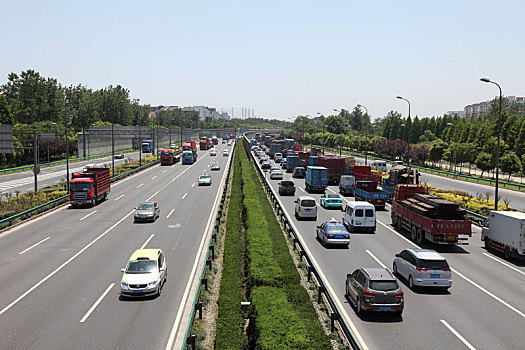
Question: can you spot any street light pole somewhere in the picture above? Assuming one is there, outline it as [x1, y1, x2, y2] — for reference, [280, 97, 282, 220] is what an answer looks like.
[137, 124, 142, 167]
[357, 104, 369, 165]
[64, 94, 70, 193]
[481, 77, 503, 210]
[396, 96, 411, 166]
[447, 122, 458, 176]
[333, 108, 343, 156]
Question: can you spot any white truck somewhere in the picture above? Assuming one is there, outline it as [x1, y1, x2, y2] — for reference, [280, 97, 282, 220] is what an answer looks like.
[482, 211, 525, 260]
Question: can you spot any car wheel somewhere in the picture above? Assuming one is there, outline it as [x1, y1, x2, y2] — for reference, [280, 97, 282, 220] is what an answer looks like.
[322, 236, 327, 247]
[409, 275, 415, 290]
[345, 283, 348, 298]
[393, 263, 398, 275]
[157, 285, 161, 297]
[356, 297, 363, 315]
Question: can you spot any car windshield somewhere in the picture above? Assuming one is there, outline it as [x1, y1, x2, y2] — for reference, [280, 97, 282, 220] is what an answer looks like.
[327, 225, 347, 233]
[161, 152, 172, 156]
[369, 280, 399, 291]
[419, 259, 449, 269]
[200, 175, 211, 180]
[326, 194, 339, 199]
[138, 203, 154, 210]
[126, 260, 157, 274]
[301, 199, 316, 207]
[281, 181, 294, 186]
[365, 209, 374, 217]
[71, 182, 91, 192]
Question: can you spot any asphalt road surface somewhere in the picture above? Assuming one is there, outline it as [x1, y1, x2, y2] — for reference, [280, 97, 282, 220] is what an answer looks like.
[0, 143, 232, 350]
[255, 150, 525, 350]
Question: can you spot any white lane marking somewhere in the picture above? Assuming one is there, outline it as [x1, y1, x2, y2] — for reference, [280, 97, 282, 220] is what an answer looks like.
[137, 183, 144, 188]
[166, 146, 232, 350]
[162, 170, 167, 173]
[166, 209, 175, 219]
[0, 209, 135, 316]
[18, 237, 51, 255]
[80, 210, 97, 221]
[42, 184, 48, 187]
[482, 253, 525, 277]
[152, 175, 158, 179]
[376, 219, 525, 318]
[299, 187, 304, 192]
[181, 193, 187, 200]
[140, 234, 155, 249]
[440, 320, 476, 350]
[331, 217, 337, 222]
[114, 194, 125, 201]
[191, 183, 195, 188]
[365, 249, 387, 269]
[80, 283, 115, 323]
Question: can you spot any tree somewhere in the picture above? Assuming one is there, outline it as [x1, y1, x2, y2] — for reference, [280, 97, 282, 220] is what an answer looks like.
[500, 151, 522, 181]
[324, 115, 347, 134]
[0, 94, 14, 125]
[419, 129, 437, 143]
[428, 139, 447, 168]
[475, 152, 493, 178]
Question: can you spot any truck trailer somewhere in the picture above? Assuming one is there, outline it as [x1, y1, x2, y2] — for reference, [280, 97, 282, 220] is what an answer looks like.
[305, 166, 328, 193]
[354, 180, 389, 209]
[70, 167, 110, 207]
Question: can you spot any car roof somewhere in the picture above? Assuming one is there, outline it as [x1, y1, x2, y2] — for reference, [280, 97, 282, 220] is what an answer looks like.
[298, 195, 315, 201]
[361, 268, 395, 280]
[345, 201, 375, 209]
[325, 221, 344, 227]
[139, 201, 155, 205]
[408, 249, 445, 260]
[129, 248, 162, 261]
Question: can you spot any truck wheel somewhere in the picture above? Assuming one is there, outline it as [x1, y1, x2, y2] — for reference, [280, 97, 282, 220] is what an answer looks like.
[504, 246, 513, 260]
[391, 214, 397, 227]
[484, 238, 491, 250]
[416, 229, 424, 244]
[411, 226, 417, 241]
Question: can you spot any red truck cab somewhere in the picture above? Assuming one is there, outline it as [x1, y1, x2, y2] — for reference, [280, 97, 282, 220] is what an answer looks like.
[70, 167, 110, 207]
[160, 148, 178, 165]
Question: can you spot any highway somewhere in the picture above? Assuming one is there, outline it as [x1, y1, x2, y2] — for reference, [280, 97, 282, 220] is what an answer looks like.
[254, 149, 525, 350]
[0, 143, 232, 350]
[0, 151, 143, 196]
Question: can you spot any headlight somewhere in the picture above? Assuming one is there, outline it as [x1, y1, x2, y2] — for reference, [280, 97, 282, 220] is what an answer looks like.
[147, 213, 154, 216]
[148, 281, 159, 287]
[121, 282, 128, 289]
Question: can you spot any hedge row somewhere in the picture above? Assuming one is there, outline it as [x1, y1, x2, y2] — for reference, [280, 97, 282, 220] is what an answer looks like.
[215, 143, 244, 349]
[239, 146, 330, 349]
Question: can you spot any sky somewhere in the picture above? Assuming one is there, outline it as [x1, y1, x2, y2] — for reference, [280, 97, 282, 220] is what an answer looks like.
[2, 0, 524, 121]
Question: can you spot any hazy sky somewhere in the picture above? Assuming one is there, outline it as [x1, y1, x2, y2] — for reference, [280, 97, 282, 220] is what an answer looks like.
[2, 0, 524, 120]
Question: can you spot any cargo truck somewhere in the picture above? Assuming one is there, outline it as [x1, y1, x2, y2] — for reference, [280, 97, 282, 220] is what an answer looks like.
[339, 175, 355, 196]
[200, 137, 211, 150]
[305, 166, 328, 193]
[141, 140, 154, 153]
[160, 148, 180, 165]
[182, 141, 197, 154]
[286, 155, 301, 172]
[382, 165, 419, 200]
[354, 180, 389, 209]
[70, 167, 110, 207]
[391, 184, 472, 245]
[182, 150, 196, 164]
[317, 156, 349, 185]
[269, 140, 285, 158]
[211, 136, 219, 145]
[482, 211, 525, 260]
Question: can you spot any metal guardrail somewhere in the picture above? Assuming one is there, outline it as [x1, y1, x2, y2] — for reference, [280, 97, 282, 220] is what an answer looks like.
[182, 143, 235, 349]
[245, 137, 361, 349]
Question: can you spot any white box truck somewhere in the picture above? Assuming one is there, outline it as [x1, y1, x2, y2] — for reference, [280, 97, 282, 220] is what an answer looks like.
[481, 211, 525, 260]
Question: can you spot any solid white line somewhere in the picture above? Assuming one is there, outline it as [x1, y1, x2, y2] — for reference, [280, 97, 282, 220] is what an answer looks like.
[299, 187, 304, 192]
[166, 147, 231, 350]
[80, 283, 115, 323]
[440, 320, 476, 350]
[0, 209, 135, 317]
[166, 209, 175, 219]
[181, 193, 187, 200]
[137, 183, 144, 188]
[19, 237, 51, 255]
[365, 249, 387, 269]
[152, 175, 158, 179]
[376, 217, 525, 318]
[114, 194, 125, 201]
[79, 210, 97, 221]
[140, 234, 155, 249]
[162, 170, 167, 173]
[482, 253, 525, 277]
[191, 183, 195, 188]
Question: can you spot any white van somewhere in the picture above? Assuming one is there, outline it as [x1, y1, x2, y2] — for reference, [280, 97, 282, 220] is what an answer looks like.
[342, 201, 376, 233]
[294, 196, 317, 220]
[393, 160, 404, 166]
[372, 160, 387, 172]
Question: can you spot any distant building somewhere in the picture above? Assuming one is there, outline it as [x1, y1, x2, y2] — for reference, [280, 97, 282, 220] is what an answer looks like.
[183, 106, 230, 120]
[448, 96, 525, 119]
[445, 110, 465, 118]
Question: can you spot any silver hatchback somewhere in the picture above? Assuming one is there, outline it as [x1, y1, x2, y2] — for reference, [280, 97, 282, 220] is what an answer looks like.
[393, 249, 452, 290]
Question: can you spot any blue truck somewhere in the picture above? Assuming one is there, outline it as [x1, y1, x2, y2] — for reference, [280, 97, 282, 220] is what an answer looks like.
[309, 156, 318, 166]
[381, 176, 396, 200]
[286, 155, 301, 172]
[141, 140, 154, 153]
[354, 181, 389, 209]
[339, 175, 355, 196]
[305, 166, 328, 193]
[182, 150, 196, 164]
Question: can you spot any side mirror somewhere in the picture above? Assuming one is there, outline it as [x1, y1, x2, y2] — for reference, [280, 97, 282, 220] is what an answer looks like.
[294, 199, 297, 203]
[121, 268, 126, 272]
[160, 267, 166, 272]
[395, 254, 400, 258]
[346, 273, 352, 279]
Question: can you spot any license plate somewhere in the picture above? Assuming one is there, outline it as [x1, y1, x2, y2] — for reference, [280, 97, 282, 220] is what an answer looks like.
[304, 209, 311, 212]
[379, 306, 391, 311]
[430, 274, 440, 278]
[377, 200, 383, 203]
[133, 290, 143, 293]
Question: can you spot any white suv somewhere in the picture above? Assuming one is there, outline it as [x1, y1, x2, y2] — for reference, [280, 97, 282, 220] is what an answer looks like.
[393, 249, 451, 290]
[294, 196, 317, 220]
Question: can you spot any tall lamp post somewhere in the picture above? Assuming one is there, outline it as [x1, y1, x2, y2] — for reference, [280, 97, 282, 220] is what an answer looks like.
[396, 96, 411, 166]
[357, 104, 369, 165]
[136, 124, 142, 167]
[333, 109, 344, 156]
[480, 77, 503, 210]
[447, 122, 458, 176]
[64, 94, 70, 193]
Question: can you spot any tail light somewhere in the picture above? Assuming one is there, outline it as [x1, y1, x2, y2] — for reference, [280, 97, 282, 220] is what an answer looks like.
[344, 235, 350, 238]
[362, 291, 374, 296]
[327, 235, 335, 238]
[396, 291, 404, 297]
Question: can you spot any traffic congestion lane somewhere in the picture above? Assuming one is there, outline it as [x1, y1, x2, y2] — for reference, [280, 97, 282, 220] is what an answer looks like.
[0, 144, 231, 349]
[256, 153, 525, 349]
